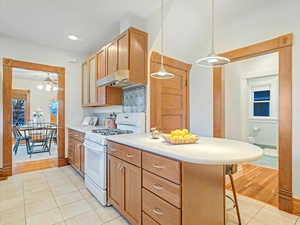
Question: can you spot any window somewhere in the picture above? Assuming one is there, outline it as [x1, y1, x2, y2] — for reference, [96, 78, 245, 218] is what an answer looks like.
[253, 90, 270, 117]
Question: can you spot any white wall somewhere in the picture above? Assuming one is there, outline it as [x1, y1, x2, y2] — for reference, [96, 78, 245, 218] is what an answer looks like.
[224, 53, 278, 148]
[0, 35, 84, 167]
[12, 78, 57, 122]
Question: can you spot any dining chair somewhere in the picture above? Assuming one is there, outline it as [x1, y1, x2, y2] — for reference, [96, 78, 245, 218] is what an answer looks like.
[12, 126, 30, 155]
[25, 123, 53, 157]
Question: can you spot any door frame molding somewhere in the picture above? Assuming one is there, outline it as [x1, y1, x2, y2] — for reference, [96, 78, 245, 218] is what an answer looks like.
[213, 33, 293, 212]
[2, 58, 66, 177]
[150, 51, 192, 131]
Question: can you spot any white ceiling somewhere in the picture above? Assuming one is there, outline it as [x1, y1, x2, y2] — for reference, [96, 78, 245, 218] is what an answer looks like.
[13, 68, 57, 81]
[0, 0, 285, 56]
[0, 0, 162, 55]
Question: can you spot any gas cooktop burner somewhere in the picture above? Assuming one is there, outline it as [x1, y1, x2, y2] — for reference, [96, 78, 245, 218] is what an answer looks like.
[91, 128, 133, 136]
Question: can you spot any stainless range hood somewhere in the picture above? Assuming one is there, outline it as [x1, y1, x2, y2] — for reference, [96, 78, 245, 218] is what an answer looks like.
[96, 70, 137, 88]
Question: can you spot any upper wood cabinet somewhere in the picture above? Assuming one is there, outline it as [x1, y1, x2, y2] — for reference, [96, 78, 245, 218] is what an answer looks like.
[82, 62, 90, 106]
[82, 27, 148, 107]
[106, 41, 118, 75]
[82, 49, 123, 107]
[117, 33, 129, 71]
[89, 55, 97, 105]
[106, 29, 147, 83]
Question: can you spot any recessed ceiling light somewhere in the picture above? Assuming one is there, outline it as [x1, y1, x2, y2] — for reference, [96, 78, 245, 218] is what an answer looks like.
[68, 35, 78, 41]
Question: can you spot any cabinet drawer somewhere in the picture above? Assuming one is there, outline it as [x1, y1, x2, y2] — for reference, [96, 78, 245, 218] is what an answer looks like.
[142, 152, 181, 184]
[68, 129, 85, 142]
[143, 170, 181, 208]
[143, 213, 159, 225]
[107, 141, 141, 167]
[142, 189, 181, 225]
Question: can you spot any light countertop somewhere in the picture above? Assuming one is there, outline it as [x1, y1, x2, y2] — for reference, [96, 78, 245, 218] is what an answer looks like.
[106, 133, 263, 165]
[67, 125, 103, 133]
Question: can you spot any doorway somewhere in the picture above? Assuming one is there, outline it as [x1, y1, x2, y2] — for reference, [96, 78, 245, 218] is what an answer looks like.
[224, 53, 279, 207]
[213, 34, 293, 213]
[2, 59, 66, 176]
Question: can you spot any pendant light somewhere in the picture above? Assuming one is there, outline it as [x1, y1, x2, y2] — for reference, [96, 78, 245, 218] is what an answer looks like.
[150, 0, 175, 79]
[196, 0, 230, 68]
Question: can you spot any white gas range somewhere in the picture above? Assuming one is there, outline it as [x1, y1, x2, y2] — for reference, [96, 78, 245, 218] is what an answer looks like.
[84, 112, 145, 206]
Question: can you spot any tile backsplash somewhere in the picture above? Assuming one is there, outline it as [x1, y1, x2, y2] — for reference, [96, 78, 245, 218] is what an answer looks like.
[123, 85, 146, 113]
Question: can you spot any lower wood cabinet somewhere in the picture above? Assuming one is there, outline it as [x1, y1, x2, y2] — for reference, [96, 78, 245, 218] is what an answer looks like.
[68, 129, 85, 177]
[107, 141, 226, 225]
[108, 155, 142, 225]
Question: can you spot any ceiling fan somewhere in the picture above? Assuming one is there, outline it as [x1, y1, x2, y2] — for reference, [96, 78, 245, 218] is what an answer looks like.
[37, 73, 58, 91]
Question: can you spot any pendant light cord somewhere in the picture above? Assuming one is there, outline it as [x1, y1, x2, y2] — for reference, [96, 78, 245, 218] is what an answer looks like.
[161, 0, 165, 69]
[211, 0, 215, 54]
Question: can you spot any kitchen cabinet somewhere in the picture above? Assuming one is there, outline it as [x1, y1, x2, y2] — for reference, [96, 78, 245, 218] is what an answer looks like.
[108, 156, 124, 210]
[89, 55, 97, 105]
[96, 49, 123, 106]
[117, 32, 129, 71]
[106, 41, 118, 75]
[68, 129, 85, 177]
[82, 27, 148, 107]
[107, 140, 225, 225]
[108, 154, 142, 225]
[110, 28, 148, 84]
[82, 61, 90, 106]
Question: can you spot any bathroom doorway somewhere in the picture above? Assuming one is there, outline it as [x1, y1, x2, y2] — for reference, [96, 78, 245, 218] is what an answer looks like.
[223, 52, 279, 206]
[213, 34, 293, 213]
[224, 53, 279, 170]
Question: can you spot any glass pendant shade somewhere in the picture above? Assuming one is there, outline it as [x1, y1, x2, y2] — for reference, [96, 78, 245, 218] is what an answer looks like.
[196, 54, 230, 68]
[150, 0, 175, 79]
[151, 67, 175, 79]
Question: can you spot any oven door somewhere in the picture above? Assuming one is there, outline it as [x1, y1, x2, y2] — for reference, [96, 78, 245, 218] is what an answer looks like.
[84, 141, 106, 190]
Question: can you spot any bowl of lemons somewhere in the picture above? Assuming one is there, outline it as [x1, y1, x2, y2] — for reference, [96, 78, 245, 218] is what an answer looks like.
[163, 129, 199, 145]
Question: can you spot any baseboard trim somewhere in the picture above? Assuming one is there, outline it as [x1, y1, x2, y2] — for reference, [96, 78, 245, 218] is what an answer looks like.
[58, 157, 69, 167]
[293, 198, 300, 215]
[0, 167, 9, 181]
[279, 188, 293, 213]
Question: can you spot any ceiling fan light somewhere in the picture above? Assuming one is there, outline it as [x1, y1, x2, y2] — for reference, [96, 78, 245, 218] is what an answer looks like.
[37, 84, 43, 90]
[151, 69, 175, 79]
[196, 55, 231, 68]
[45, 84, 52, 91]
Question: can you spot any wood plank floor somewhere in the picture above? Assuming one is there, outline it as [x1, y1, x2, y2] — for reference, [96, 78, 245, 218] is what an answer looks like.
[13, 158, 58, 175]
[226, 164, 279, 207]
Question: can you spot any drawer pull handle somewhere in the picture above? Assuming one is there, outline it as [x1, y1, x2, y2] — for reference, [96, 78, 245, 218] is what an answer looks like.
[153, 164, 165, 169]
[152, 208, 164, 216]
[153, 184, 163, 190]
[126, 154, 134, 158]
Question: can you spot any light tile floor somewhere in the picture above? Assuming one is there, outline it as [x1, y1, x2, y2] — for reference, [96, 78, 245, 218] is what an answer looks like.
[0, 166, 298, 225]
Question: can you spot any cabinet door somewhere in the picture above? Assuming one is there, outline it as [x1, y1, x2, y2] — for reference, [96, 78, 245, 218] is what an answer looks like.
[89, 55, 97, 105]
[106, 41, 118, 75]
[80, 144, 85, 174]
[97, 49, 107, 105]
[124, 161, 142, 225]
[108, 155, 125, 211]
[82, 61, 90, 106]
[74, 141, 81, 170]
[68, 137, 75, 164]
[117, 33, 129, 71]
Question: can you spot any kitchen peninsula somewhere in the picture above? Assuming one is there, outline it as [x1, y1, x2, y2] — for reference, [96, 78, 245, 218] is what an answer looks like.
[106, 134, 263, 225]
